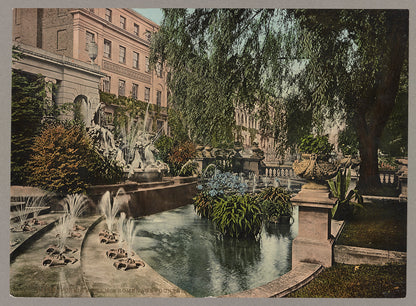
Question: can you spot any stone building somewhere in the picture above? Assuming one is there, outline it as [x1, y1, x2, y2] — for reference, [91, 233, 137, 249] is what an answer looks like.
[235, 106, 281, 164]
[12, 8, 168, 133]
[12, 42, 105, 126]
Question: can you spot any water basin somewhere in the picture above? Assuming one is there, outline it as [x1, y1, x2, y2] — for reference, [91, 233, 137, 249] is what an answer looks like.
[132, 204, 298, 297]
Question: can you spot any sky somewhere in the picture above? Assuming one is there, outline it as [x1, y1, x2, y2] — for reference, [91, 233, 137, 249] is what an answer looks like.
[133, 8, 164, 25]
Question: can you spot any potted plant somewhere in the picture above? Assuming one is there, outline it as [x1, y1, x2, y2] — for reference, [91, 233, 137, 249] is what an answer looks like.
[327, 167, 364, 220]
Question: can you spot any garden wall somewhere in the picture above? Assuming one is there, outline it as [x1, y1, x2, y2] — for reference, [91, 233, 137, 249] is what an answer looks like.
[128, 180, 198, 217]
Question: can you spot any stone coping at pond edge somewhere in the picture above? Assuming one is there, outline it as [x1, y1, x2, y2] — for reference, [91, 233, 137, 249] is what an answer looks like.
[10, 202, 405, 297]
[220, 262, 324, 298]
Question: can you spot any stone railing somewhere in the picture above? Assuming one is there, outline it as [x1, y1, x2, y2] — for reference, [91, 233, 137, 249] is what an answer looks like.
[379, 170, 397, 185]
[262, 166, 297, 178]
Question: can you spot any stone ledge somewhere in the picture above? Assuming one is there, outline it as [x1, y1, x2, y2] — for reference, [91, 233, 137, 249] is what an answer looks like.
[334, 245, 406, 265]
[219, 262, 323, 298]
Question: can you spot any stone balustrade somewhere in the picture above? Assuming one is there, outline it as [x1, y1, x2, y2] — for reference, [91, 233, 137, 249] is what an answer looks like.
[379, 170, 397, 185]
[263, 166, 297, 178]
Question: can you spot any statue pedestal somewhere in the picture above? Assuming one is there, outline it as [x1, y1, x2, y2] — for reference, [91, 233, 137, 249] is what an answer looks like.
[291, 184, 336, 268]
[129, 170, 163, 183]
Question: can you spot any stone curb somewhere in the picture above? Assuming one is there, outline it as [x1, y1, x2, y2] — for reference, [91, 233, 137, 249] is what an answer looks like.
[79, 215, 105, 298]
[362, 195, 402, 202]
[219, 263, 323, 298]
[10, 214, 61, 261]
[334, 244, 406, 266]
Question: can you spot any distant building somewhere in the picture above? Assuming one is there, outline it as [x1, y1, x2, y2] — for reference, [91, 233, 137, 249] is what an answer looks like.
[235, 105, 281, 164]
[13, 8, 167, 133]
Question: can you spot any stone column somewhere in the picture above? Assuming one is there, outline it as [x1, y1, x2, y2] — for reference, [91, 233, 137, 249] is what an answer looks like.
[291, 183, 336, 268]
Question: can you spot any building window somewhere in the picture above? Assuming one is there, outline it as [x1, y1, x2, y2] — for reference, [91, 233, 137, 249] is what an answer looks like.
[105, 112, 113, 125]
[156, 62, 162, 77]
[103, 76, 111, 92]
[103, 39, 111, 58]
[145, 56, 150, 72]
[134, 23, 139, 36]
[144, 30, 151, 42]
[133, 52, 139, 69]
[144, 87, 150, 102]
[58, 8, 67, 16]
[120, 16, 126, 29]
[118, 79, 126, 96]
[119, 46, 126, 64]
[105, 9, 112, 22]
[132, 83, 138, 100]
[157, 120, 164, 132]
[156, 90, 162, 107]
[57, 29, 67, 50]
[85, 31, 95, 50]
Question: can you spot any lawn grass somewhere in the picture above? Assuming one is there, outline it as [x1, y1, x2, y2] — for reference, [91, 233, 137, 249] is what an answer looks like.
[286, 263, 406, 298]
[337, 200, 407, 252]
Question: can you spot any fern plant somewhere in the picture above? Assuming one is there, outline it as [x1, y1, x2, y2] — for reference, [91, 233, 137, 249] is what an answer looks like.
[327, 167, 364, 220]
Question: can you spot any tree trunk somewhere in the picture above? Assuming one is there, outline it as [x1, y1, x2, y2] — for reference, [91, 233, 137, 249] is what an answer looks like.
[356, 124, 381, 193]
[355, 11, 408, 194]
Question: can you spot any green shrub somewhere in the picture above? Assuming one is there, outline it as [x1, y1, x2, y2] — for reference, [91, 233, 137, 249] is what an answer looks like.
[178, 160, 199, 176]
[299, 134, 334, 155]
[338, 126, 359, 156]
[168, 141, 196, 176]
[28, 122, 123, 195]
[212, 194, 263, 239]
[257, 187, 293, 223]
[378, 155, 399, 171]
[154, 134, 174, 163]
[193, 191, 214, 219]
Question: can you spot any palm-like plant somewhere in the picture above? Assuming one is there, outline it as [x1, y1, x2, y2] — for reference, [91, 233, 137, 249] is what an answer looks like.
[327, 167, 364, 220]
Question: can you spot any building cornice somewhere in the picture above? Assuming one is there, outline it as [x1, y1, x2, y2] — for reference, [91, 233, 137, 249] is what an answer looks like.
[13, 42, 106, 78]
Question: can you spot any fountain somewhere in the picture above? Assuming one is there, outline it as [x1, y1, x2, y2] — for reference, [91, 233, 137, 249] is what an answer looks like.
[103, 204, 146, 271]
[61, 194, 88, 232]
[87, 103, 169, 183]
[11, 195, 49, 232]
[99, 190, 122, 233]
[41, 194, 88, 267]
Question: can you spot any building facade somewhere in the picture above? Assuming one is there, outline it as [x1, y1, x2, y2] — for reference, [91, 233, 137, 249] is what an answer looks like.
[235, 106, 281, 164]
[13, 8, 168, 133]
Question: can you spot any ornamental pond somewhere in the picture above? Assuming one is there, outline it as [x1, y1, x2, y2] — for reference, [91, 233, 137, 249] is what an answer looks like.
[131, 204, 298, 297]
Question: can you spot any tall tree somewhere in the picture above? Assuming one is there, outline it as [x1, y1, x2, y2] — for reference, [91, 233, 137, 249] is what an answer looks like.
[151, 9, 408, 192]
[287, 10, 408, 192]
[11, 69, 48, 185]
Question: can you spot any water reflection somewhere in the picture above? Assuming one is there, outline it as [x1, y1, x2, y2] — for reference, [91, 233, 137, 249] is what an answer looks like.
[132, 204, 298, 297]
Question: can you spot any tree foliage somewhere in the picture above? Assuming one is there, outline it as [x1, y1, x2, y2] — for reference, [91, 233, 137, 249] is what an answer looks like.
[151, 9, 408, 192]
[11, 69, 49, 185]
[28, 122, 123, 195]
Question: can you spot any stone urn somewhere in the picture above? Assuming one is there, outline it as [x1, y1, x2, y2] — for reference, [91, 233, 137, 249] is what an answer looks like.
[339, 155, 360, 169]
[292, 153, 339, 186]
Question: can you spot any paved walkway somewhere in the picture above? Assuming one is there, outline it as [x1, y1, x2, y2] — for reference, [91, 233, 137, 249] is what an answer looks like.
[81, 219, 192, 297]
[10, 215, 97, 297]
